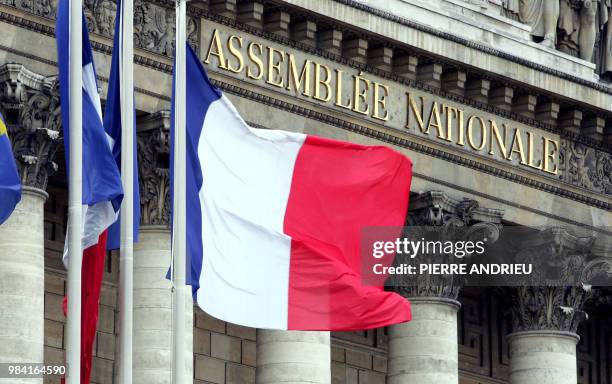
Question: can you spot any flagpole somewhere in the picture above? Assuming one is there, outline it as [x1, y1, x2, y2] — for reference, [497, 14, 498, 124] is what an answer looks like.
[118, 0, 135, 382]
[66, 0, 83, 382]
[172, 0, 187, 382]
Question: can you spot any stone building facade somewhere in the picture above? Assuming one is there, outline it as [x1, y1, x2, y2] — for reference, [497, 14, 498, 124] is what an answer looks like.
[0, 0, 611, 383]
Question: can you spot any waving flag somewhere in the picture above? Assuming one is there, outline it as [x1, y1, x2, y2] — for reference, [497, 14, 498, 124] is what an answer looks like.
[104, 0, 140, 250]
[172, 45, 413, 331]
[0, 112, 21, 224]
[56, 1, 123, 382]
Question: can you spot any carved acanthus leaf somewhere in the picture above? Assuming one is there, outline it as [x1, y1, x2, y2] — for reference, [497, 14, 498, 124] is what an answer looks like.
[0, 64, 61, 191]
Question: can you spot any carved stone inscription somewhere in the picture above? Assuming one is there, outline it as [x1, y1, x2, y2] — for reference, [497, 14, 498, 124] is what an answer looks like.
[200, 25, 563, 177]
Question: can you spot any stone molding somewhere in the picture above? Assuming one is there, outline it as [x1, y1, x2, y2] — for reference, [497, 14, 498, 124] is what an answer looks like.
[0, 1, 610, 150]
[137, 111, 171, 226]
[0, 63, 60, 191]
[506, 330, 580, 343]
[0, 4, 611, 203]
[333, 0, 612, 95]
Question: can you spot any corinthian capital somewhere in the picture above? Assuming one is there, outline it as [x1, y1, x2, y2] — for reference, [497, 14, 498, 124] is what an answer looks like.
[508, 227, 610, 333]
[137, 111, 171, 227]
[392, 191, 504, 300]
[0, 64, 61, 191]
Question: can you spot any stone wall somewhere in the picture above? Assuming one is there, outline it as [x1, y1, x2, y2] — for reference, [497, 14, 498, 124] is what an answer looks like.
[193, 310, 257, 384]
[331, 336, 387, 384]
[42, 268, 119, 384]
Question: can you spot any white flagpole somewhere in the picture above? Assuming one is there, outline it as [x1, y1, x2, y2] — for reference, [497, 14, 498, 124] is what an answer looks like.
[66, 0, 83, 382]
[172, 0, 187, 382]
[118, 0, 135, 382]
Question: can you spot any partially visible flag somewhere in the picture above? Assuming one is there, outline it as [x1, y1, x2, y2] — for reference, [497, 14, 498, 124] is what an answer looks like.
[0, 112, 21, 224]
[104, 0, 140, 250]
[172, 45, 413, 331]
[56, 0, 123, 382]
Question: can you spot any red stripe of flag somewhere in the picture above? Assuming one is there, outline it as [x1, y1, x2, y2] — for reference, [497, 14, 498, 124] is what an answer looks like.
[285, 136, 412, 331]
[62, 231, 108, 384]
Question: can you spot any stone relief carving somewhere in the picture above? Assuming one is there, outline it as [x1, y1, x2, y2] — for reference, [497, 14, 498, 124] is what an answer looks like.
[0, 0, 57, 18]
[0, 64, 61, 191]
[559, 139, 612, 195]
[501, 0, 612, 78]
[507, 226, 611, 333]
[391, 191, 504, 300]
[3, 0, 199, 56]
[137, 111, 170, 226]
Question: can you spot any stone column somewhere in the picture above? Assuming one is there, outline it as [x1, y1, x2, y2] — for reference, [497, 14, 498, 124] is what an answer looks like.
[508, 331, 579, 384]
[256, 330, 330, 384]
[0, 188, 47, 383]
[507, 287, 588, 384]
[132, 112, 193, 384]
[387, 191, 502, 384]
[388, 298, 460, 384]
[0, 64, 61, 384]
[508, 233, 595, 384]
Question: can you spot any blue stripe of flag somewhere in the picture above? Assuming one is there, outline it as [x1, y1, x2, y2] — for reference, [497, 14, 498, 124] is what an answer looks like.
[56, 0, 123, 210]
[0, 112, 21, 224]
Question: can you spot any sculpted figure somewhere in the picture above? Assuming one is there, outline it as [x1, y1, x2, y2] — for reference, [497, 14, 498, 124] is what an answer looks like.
[558, 0, 598, 61]
[598, 0, 612, 77]
[501, 0, 560, 48]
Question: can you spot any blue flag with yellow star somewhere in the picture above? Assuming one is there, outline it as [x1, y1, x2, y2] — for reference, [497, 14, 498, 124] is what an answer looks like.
[0, 112, 21, 224]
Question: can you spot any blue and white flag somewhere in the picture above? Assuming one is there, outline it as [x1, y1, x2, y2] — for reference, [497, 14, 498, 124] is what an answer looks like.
[0, 112, 21, 224]
[104, 0, 140, 250]
[56, 0, 124, 261]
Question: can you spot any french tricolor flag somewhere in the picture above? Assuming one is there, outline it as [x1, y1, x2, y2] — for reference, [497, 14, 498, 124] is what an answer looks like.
[56, 1, 123, 382]
[176, 45, 413, 331]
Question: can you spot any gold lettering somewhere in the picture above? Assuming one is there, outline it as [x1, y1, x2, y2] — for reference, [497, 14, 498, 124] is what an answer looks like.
[314, 63, 332, 102]
[204, 29, 227, 70]
[406, 93, 426, 133]
[526, 131, 543, 170]
[443, 105, 457, 143]
[247, 42, 264, 80]
[427, 102, 445, 139]
[352, 72, 370, 115]
[488, 120, 508, 156]
[467, 116, 487, 150]
[266, 47, 285, 88]
[508, 128, 528, 165]
[286, 54, 312, 96]
[372, 82, 389, 121]
[335, 69, 352, 110]
[456, 109, 465, 146]
[542, 137, 559, 175]
[226, 35, 244, 73]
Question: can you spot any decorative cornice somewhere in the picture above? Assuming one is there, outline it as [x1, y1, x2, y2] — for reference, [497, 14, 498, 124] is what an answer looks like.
[0, 4, 610, 206]
[0, 4, 610, 153]
[191, 8, 612, 151]
[332, 0, 612, 95]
